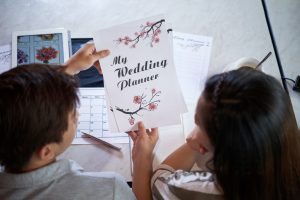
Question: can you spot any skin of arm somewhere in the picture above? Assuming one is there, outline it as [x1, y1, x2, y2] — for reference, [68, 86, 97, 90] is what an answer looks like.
[63, 43, 109, 75]
[162, 142, 199, 171]
[128, 122, 159, 200]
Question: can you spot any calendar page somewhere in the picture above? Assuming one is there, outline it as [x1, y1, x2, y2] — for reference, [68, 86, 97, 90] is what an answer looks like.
[72, 88, 129, 144]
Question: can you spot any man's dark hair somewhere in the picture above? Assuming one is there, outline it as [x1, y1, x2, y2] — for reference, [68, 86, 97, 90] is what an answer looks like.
[0, 64, 79, 172]
[196, 67, 300, 200]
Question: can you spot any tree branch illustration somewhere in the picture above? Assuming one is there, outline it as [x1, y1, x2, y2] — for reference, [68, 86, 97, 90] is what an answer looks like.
[116, 19, 165, 48]
[115, 90, 161, 125]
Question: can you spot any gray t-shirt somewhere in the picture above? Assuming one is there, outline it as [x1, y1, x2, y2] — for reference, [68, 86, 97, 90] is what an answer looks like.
[0, 159, 136, 200]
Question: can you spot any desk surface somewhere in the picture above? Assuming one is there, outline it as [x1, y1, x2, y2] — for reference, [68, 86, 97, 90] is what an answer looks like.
[0, 0, 297, 181]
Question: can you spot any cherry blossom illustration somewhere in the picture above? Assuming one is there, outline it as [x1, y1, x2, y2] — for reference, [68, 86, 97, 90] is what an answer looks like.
[36, 46, 58, 63]
[116, 19, 165, 48]
[116, 88, 161, 125]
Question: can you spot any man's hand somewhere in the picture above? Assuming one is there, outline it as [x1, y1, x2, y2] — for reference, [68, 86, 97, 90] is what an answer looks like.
[63, 43, 109, 75]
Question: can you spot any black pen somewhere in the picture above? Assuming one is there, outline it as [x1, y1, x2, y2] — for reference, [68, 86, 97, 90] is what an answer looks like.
[255, 52, 272, 69]
[81, 132, 121, 151]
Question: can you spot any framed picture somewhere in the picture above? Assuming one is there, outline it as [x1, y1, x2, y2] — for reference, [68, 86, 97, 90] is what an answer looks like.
[71, 38, 104, 87]
[12, 28, 70, 67]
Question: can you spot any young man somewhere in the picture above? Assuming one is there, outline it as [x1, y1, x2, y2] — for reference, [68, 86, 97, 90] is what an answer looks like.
[0, 44, 136, 200]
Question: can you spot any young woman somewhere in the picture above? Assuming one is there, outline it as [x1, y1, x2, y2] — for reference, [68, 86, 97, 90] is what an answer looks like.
[129, 67, 300, 200]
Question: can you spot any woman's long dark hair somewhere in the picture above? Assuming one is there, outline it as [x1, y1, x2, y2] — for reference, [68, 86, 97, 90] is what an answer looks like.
[196, 67, 300, 200]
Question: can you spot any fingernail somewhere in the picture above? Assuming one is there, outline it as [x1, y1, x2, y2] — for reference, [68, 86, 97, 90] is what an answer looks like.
[138, 121, 143, 127]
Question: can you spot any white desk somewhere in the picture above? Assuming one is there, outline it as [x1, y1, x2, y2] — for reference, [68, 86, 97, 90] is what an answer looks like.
[0, 0, 294, 181]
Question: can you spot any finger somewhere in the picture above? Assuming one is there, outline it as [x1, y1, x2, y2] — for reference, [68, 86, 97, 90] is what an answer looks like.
[127, 131, 137, 141]
[93, 49, 110, 60]
[94, 61, 103, 75]
[138, 121, 147, 137]
[150, 127, 159, 142]
[82, 43, 95, 53]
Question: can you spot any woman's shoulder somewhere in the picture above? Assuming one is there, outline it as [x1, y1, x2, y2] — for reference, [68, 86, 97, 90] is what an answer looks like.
[151, 164, 223, 200]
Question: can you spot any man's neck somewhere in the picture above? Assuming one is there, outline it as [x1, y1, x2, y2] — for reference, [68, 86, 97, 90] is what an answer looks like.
[6, 157, 56, 173]
[22, 158, 56, 173]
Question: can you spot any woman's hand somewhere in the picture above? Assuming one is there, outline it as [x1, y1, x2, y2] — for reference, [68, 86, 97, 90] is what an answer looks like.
[128, 122, 158, 162]
[128, 122, 158, 200]
[186, 126, 210, 155]
[63, 43, 109, 75]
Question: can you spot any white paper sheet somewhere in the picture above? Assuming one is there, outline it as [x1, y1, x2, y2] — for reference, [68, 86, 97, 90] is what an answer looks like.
[93, 15, 187, 132]
[172, 32, 213, 138]
[173, 32, 212, 104]
[0, 44, 11, 73]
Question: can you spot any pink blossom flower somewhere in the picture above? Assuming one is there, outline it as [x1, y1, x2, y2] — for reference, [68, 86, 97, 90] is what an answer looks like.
[146, 21, 152, 26]
[133, 96, 142, 104]
[129, 117, 135, 125]
[148, 103, 157, 111]
[124, 41, 129, 45]
[124, 36, 130, 40]
[134, 32, 139, 36]
[131, 44, 136, 48]
[118, 38, 122, 42]
[154, 29, 161, 37]
[151, 88, 156, 94]
[154, 37, 160, 43]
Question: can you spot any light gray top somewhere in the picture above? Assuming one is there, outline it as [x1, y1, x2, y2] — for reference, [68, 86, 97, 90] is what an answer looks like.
[0, 159, 136, 200]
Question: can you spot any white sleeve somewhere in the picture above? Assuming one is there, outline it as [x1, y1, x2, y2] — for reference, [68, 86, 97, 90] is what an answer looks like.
[151, 164, 179, 200]
[151, 164, 223, 200]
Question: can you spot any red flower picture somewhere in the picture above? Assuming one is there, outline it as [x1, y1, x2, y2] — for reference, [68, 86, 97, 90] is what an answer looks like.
[36, 46, 58, 63]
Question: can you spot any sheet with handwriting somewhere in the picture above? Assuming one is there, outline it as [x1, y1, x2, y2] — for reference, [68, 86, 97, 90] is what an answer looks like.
[173, 32, 212, 104]
[0, 44, 11, 73]
[172, 32, 213, 137]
